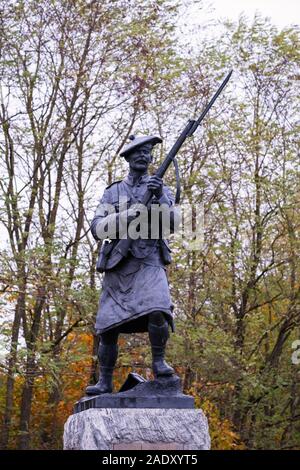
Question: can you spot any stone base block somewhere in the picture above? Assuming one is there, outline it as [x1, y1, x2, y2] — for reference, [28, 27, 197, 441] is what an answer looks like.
[74, 375, 194, 412]
[63, 408, 210, 450]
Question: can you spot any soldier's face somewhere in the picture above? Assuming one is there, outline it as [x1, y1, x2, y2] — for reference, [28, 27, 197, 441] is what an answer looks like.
[126, 144, 153, 172]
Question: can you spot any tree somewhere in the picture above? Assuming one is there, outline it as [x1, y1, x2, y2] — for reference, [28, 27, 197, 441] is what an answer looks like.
[0, 0, 180, 449]
[1, 4, 299, 450]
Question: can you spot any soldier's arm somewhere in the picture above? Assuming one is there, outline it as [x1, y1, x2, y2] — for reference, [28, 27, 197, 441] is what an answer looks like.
[91, 187, 139, 241]
[90, 189, 118, 240]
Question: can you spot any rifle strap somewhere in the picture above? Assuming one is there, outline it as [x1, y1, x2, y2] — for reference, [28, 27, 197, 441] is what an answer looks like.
[173, 157, 181, 204]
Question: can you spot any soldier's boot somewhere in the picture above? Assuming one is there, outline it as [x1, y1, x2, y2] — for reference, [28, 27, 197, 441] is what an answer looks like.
[85, 343, 118, 395]
[148, 320, 174, 378]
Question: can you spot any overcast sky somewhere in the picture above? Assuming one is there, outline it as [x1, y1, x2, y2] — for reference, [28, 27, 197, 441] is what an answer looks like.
[210, 0, 299, 28]
[180, 0, 300, 32]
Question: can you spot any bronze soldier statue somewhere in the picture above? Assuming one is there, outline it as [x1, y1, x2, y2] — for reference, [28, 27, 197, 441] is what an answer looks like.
[86, 135, 179, 395]
[85, 71, 233, 395]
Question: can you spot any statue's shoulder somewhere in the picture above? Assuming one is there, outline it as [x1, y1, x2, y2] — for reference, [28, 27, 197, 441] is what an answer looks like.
[105, 180, 122, 190]
[102, 180, 124, 202]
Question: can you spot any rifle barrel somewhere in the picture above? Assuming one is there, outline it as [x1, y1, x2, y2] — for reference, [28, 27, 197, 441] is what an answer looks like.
[188, 69, 233, 136]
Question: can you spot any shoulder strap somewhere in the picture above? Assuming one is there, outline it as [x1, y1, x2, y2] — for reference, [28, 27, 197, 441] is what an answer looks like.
[105, 180, 121, 202]
[106, 180, 122, 190]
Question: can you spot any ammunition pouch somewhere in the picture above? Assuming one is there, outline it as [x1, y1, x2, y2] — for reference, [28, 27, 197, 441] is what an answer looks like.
[96, 239, 116, 273]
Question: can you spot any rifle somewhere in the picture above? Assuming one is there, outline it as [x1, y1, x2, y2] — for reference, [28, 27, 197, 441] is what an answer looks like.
[98, 70, 233, 272]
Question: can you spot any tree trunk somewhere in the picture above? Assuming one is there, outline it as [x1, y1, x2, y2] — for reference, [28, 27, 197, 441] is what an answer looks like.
[1, 279, 26, 449]
[18, 356, 36, 450]
[17, 287, 46, 449]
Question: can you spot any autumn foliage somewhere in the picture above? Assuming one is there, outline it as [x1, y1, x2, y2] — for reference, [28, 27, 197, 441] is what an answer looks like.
[1, 0, 300, 450]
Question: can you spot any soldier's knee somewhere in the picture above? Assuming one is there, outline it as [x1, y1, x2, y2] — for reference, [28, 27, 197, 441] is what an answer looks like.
[148, 311, 166, 326]
[100, 328, 119, 345]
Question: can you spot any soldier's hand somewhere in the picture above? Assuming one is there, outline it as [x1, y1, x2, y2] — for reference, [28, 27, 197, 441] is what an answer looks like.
[119, 204, 147, 224]
[147, 175, 163, 199]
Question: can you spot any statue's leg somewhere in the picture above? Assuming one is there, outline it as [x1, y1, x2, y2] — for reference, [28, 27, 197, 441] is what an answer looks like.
[148, 311, 174, 378]
[85, 328, 119, 395]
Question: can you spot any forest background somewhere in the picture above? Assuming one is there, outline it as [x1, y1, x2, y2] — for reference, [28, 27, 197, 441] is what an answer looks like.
[0, 0, 299, 450]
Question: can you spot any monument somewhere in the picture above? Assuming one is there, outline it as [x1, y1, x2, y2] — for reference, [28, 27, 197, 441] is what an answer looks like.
[64, 71, 232, 450]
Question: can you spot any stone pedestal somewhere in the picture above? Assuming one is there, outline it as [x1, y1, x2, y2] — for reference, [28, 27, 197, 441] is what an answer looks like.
[64, 375, 210, 450]
[63, 408, 210, 450]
